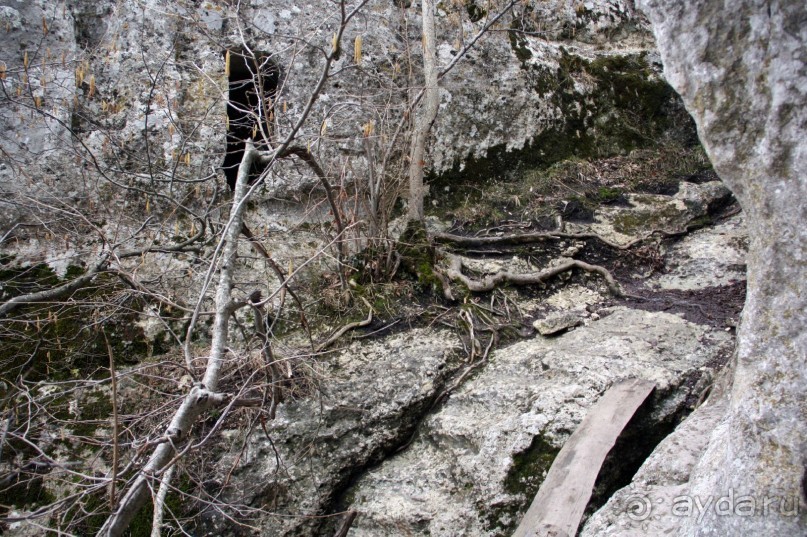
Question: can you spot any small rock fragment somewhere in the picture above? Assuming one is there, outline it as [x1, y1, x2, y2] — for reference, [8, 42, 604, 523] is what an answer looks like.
[533, 312, 583, 336]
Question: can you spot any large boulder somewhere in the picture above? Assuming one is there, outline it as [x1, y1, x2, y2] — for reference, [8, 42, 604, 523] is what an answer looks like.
[594, 1, 807, 534]
[204, 329, 464, 536]
[344, 308, 733, 536]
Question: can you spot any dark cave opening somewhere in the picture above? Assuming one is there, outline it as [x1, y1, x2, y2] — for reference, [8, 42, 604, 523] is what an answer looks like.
[222, 48, 279, 191]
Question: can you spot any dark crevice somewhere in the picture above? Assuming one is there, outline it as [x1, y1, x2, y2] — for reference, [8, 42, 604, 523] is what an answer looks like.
[801, 465, 807, 504]
[70, 2, 110, 50]
[312, 392, 451, 535]
[314, 349, 468, 535]
[222, 47, 279, 190]
[577, 373, 717, 533]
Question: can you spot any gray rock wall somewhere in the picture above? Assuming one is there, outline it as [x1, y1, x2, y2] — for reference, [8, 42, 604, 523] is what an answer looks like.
[0, 1, 766, 535]
[0, 0, 678, 207]
[628, 1, 807, 534]
[0, 0, 694, 358]
[0, 0, 688, 298]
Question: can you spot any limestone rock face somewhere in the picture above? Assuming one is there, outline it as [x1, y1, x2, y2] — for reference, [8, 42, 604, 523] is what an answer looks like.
[609, 1, 807, 534]
[532, 311, 583, 335]
[0, 0, 685, 305]
[1, 1, 781, 535]
[343, 308, 733, 536]
[0, 0, 675, 199]
[206, 329, 465, 536]
[587, 180, 732, 247]
[649, 212, 747, 291]
[0, 1, 76, 229]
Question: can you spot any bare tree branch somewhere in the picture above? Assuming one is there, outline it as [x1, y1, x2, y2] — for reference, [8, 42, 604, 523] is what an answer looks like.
[150, 463, 175, 537]
[97, 142, 257, 537]
[0, 254, 110, 317]
[276, 146, 347, 266]
[103, 333, 120, 511]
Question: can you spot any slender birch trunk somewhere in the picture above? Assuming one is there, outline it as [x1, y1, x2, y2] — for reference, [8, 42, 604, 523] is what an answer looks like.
[407, 0, 439, 222]
[97, 142, 257, 537]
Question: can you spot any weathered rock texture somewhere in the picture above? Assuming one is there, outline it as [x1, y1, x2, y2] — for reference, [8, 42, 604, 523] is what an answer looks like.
[600, 1, 807, 534]
[345, 308, 733, 536]
[0, 0, 681, 208]
[650, 214, 747, 291]
[585, 180, 732, 247]
[206, 329, 465, 536]
[1, 1, 785, 536]
[0, 0, 690, 312]
[581, 397, 732, 536]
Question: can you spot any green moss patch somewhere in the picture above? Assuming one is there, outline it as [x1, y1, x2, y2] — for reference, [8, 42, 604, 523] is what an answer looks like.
[396, 220, 441, 292]
[428, 48, 705, 230]
[431, 144, 711, 231]
[610, 198, 686, 235]
[504, 434, 559, 497]
[480, 434, 560, 534]
[465, 0, 486, 23]
[0, 264, 150, 385]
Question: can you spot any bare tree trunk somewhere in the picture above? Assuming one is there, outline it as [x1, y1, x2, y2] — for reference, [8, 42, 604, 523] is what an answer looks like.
[97, 142, 258, 537]
[150, 464, 175, 537]
[407, 0, 439, 222]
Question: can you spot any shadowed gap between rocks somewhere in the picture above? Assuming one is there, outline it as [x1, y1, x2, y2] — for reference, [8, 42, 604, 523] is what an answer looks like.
[222, 47, 279, 190]
[577, 369, 727, 534]
[312, 394, 448, 536]
[487, 369, 721, 536]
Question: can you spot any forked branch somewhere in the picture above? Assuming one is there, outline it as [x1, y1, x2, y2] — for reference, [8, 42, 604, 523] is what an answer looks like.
[97, 142, 257, 537]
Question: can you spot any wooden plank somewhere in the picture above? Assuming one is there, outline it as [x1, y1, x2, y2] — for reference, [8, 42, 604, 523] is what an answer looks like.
[513, 378, 655, 537]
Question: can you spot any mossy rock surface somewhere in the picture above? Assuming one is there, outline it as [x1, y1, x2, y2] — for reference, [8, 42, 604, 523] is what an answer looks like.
[436, 53, 683, 182]
[396, 220, 440, 291]
[478, 434, 560, 533]
[427, 46, 701, 230]
[0, 263, 150, 384]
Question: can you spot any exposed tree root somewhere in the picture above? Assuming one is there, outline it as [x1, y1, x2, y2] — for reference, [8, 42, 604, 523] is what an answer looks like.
[434, 228, 680, 251]
[314, 298, 374, 353]
[438, 330, 495, 403]
[441, 253, 625, 297]
[438, 202, 745, 252]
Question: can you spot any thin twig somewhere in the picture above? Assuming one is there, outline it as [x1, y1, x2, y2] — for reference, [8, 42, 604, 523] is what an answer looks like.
[103, 333, 120, 511]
